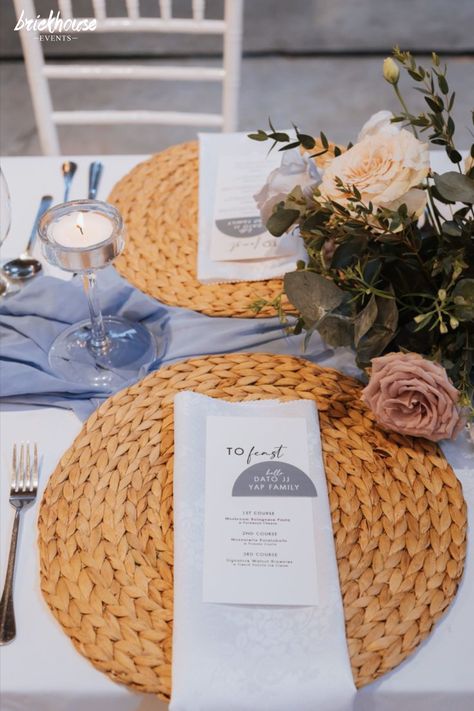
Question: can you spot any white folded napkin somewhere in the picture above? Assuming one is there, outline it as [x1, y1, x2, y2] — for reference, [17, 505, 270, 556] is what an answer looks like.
[197, 132, 307, 283]
[170, 391, 356, 711]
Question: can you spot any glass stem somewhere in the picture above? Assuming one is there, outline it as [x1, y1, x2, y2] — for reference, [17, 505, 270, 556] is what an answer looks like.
[84, 272, 109, 353]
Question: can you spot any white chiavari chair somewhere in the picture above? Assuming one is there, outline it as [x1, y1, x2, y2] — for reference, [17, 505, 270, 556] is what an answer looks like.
[13, 0, 244, 154]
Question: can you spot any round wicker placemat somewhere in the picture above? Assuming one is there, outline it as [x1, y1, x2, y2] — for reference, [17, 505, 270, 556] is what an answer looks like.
[108, 142, 285, 318]
[38, 354, 467, 699]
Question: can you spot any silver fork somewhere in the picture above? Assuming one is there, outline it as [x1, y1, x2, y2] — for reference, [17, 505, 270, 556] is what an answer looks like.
[0, 443, 39, 645]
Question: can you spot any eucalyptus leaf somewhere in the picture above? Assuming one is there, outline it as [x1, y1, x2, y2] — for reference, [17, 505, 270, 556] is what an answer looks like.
[354, 295, 378, 346]
[284, 271, 344, 324]
[355, 296, 398, 366]
[434, 172, 474, 203]
[377, 295, 398, 333]
[266, 208, 300, 237]
[303, 322, 319, 350]
[317, 312, 354, 348]
[430, 184, 455, 205]
[356, 326, 395, 367]
[442, 220, 463, 237]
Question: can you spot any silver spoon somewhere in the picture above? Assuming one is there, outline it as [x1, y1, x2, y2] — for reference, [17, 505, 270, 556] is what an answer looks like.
[62, 160, 77, 202]
[2, 195, 53, 280]
[88, 161, 103, 199]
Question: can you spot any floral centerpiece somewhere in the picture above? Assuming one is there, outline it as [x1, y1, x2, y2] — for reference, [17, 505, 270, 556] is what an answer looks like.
[250, 49, 473, 442]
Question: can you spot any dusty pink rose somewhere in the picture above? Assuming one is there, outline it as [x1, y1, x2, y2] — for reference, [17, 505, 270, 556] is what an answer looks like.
[361, 352, 464, 441]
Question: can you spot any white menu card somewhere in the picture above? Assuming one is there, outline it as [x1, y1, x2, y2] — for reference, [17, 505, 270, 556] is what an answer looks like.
[210, 150, 295, 262]
[197, 132, 308, 283]
[203, 415, 318, 606]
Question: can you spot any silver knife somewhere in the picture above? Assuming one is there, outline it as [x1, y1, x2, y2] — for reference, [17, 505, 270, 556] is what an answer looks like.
[88, 161, 103, 199]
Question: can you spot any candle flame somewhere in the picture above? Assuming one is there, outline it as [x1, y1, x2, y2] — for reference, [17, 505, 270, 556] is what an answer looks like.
[75, 212, 84, 236]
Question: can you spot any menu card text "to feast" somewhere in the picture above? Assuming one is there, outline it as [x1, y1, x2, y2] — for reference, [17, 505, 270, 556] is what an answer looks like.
[203, 415, 319, 606]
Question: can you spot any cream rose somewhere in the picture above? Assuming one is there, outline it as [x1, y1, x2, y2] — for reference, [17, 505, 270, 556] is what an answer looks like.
[319, 128, 430, 218]
[358, 110, 400, 140]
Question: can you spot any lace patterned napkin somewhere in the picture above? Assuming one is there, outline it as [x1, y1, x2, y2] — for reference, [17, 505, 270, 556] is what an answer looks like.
[170, 392, 356, 711]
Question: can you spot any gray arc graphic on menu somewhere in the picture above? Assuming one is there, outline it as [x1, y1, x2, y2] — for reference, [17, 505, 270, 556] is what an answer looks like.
[232, 461, 317, 497]
[215, 216, 266, 237]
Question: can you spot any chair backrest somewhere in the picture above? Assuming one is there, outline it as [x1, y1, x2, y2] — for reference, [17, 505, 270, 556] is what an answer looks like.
[13, 0, 244, 154]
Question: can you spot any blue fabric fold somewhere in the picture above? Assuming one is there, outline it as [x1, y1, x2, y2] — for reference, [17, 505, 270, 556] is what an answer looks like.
[0, 268, 359, 420]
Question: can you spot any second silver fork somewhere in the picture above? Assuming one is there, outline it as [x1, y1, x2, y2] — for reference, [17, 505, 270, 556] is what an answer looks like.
[0, 443, 39, 645]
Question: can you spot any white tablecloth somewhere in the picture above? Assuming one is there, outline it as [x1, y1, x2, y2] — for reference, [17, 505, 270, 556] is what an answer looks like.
[0, 153, 473, 711]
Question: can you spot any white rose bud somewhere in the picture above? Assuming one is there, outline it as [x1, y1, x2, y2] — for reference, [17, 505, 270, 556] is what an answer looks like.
[383, 57, 400, 85]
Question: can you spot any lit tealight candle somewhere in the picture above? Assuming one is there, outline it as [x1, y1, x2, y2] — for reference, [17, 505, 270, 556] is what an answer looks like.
[50, 210, 114, 248]
[40, 200, 124, 273]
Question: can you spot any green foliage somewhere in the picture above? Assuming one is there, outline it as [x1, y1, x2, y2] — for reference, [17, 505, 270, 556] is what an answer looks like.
[250, 49, 474, 414]
[391, 47, 464, 165]
[283, 271, 345, 324]
[434, 172, 474, 203]
[266, 207, 300, 236]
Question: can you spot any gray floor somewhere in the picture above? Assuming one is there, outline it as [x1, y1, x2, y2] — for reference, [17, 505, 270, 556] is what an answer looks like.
[1, 54, 473, 156]
[0, 0, 473, 156]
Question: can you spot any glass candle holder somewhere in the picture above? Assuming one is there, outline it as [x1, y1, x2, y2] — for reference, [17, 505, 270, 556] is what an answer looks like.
[38, 199, 157, 390]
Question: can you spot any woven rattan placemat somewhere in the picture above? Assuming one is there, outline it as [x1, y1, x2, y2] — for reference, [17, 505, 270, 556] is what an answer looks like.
[38, 354, 467, 699]
[108, 142, 285, 318]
